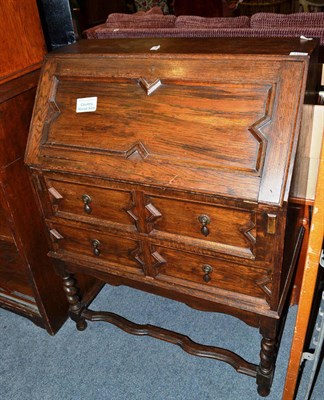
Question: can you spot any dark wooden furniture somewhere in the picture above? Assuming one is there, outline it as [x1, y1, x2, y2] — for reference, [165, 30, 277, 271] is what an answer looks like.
[25, 37, 317, 393]
[0, 0, 101, 334]
[0, 1, 46, 85]
[0, 70, 70, 334]
[0, 0, 67, 334]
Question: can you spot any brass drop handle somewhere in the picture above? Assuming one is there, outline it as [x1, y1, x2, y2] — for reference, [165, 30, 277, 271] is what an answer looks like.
[82, 194, 92, 214]
[202, 264, 213, 283]
[198, 214, 211, 237]
[91, 239, 101, 256]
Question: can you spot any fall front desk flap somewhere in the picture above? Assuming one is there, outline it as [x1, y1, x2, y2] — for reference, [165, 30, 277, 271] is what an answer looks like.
[25, 37, 318, 206]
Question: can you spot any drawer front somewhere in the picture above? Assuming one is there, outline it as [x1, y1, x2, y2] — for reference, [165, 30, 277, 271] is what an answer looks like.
[144, 195, 256, 258]
[152, 246, 271, 303]
[49, 223, 143, 274]
[45, 177, 135, 227]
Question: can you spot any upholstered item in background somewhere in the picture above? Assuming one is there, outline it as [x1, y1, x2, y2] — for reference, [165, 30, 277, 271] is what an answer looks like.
[175, 15, 250, 28]
[135, 0, 169, 14]
[84, 11, 324, 58]
[106, 7, 175, 28]
[251, 11, 324, 27]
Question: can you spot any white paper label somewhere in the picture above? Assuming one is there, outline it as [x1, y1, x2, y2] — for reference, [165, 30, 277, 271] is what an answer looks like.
[76, 97, 97, 113]
[289, 52, 308, 56]
[300, 35, 313, 41]
[150, 45, 160, 51]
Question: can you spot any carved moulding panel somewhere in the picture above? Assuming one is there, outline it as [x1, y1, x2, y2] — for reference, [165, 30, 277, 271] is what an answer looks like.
[42, 76, 61, 144]
[40, 77, 275, 176]
[130, 242, 166, 278]
[256, 273, 273, 305]
[239, 220, 257, 256]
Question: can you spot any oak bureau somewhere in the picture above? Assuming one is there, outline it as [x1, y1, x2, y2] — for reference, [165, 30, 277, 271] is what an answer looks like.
[25, 38, 319, 395]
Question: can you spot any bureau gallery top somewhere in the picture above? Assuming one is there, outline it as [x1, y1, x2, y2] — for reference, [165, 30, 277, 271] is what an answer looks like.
[25, 37, 318, 207]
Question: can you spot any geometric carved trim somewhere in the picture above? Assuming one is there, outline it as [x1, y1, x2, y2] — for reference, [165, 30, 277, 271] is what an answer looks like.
[42, 76, 61, 144]
[239, 220, 256, 246]
[149, 247, 167, 277]
[145, 202, 162, 223]
[124, 192, 139, 229]
[49, 228, 64, 240]
[248, 117, 268, 174]
[138, 77, 162, 96]
[248, 86, 274, 174]
[49, 227, 64, 251]
[130, 243, 146, 272]
[256, 274, 272, 303]
[48, 186, 63, 213]
[125, 142, 149, 161]
[48, 186, 63, 200]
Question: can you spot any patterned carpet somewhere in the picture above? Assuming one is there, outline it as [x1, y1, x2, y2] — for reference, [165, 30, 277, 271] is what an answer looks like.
[0, 284, 323, 400]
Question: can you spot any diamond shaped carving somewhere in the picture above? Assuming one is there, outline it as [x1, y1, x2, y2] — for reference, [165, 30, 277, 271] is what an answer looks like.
[43, 77, 61, 142]
[256, 274, 272, 304]
[145, 202, 162, 223]
[247, 86, 274, 173]
[125, 142, 149, 161]
[124, 193, 139, 231]
[130, 244, 146, 270]
[239, 220, 256, 246]
[138, 77, 162, 96]
[150, 249, 167, 277]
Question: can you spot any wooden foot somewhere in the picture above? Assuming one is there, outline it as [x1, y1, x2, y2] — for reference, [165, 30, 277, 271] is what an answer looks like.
[76, 318, 88, 331]
[257, 383, 271, 397]
[61, 273, 87, 331]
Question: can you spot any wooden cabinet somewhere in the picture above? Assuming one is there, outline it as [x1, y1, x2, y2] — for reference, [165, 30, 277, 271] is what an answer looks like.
[0, 0, 46, 83]
[0, 0, 62, 332]
[0, 70, 71, 334]
[0, 0, 101, 334]
[25, 37, 318, 392]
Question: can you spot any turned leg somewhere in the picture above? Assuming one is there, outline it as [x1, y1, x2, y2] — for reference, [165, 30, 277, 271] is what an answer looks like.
[257, 329, 277, 397]
[62, 273, 87, 331]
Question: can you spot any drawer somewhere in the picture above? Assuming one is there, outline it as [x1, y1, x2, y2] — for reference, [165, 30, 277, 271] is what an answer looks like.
[49, 223, 143, 274]
[144, 195, 256, 257]
[152, 246, 271, 303]
[44, 177, 135, 227]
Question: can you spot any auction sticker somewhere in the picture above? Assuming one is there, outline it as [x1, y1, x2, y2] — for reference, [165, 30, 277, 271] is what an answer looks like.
[76, 97, 97, 113]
